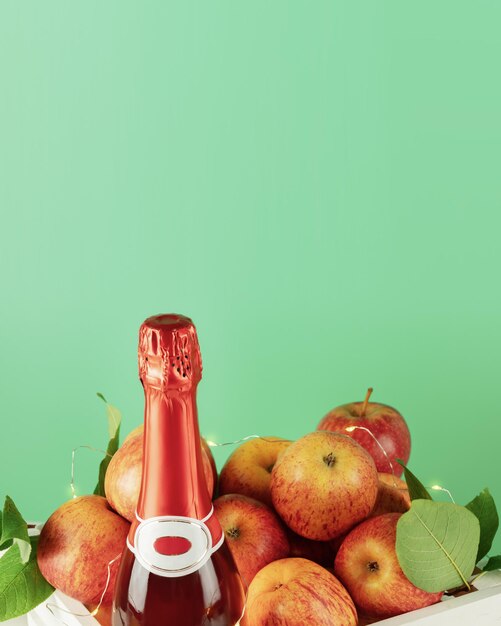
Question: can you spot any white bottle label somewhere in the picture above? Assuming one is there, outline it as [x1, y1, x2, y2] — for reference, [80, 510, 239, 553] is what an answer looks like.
[127, 513, 223, 578]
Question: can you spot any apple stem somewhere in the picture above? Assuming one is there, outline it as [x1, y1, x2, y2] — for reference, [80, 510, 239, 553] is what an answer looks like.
[360, 387, 373, 417]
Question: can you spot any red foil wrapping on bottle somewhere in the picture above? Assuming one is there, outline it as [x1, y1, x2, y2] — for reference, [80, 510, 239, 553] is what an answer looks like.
[128, 314, 222, 571]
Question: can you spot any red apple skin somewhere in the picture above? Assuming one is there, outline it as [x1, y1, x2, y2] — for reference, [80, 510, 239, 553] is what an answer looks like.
[271, 431, 378, 541]
[214, 494, 289, 586]
[201, 437, 218, 489]
[334, 513, 442, 619]
[105, 424, 215, 522]
[370, 472, 410, 518]
[37, 495, 130, 606]
[219, 436, 292, 507]
[242, 557, 357, 626]
[317, 400, 411, 476]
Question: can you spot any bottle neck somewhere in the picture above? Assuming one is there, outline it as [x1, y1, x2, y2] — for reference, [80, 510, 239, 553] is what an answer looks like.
[136, 383, 213, 522]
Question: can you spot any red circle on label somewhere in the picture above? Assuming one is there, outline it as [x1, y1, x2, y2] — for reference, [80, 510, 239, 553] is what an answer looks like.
[154, 536, 192, 556]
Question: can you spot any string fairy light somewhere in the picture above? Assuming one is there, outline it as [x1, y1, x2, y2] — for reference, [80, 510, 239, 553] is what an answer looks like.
[58, 433, 273, 623]
[70, 445, 113, 499]
[205, 434, 291, 448]
[64, 429, 381, 623]
[46, 553, 121, 625]
[344, 425, 398, 487]
[431, 484, 456, 503]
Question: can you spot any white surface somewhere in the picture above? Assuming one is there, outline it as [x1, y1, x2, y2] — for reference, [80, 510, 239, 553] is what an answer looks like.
[0, 589, 99, 626]
[375, 570, 501, 625]
[27, 592, 100, 626]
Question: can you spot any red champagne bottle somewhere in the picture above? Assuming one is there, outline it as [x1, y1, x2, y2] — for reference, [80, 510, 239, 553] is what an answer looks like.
[113, 314, 246, 625]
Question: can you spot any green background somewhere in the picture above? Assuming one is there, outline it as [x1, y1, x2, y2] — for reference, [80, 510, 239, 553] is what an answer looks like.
[1, 2, 500, 555]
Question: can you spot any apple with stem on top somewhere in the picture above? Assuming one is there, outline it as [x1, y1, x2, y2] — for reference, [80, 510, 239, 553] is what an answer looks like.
[218, 436, 292, 507]
[334, 513, 442, 619]
[37, 495, 130, 605]
[317, 388, 411, 476]
[242, 557, 357, 626]
[271, 431, 378, 541]
[214, 494, 289, 586]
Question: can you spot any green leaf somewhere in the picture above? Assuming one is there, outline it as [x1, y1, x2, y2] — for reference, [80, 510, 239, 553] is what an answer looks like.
[0, 498, 31, 563]
[397, 460, 432, 501]
[483, 555, 501, 571]
[465, 488, 499, 562]
[396, 499, 480, 593]
[94, 392, 122, 497]
[0, 536, 54, 621]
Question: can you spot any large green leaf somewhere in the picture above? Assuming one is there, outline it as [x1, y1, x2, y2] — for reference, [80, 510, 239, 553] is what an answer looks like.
[94, 393, 122, 497]
[0, 536, 54, 621]
[397, 461, 432, 501]
[396, 499, 480, 593]
[0, 498, 31, 564]
[483, 555, 501, 571]
[465, 488, 499, 562]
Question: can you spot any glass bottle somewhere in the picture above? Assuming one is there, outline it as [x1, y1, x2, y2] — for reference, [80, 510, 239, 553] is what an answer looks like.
[113, 314, 246, 626]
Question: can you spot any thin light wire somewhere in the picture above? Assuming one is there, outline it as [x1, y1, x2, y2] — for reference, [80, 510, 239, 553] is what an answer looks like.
[344, 425, 398, 487]
[470, 570, 488, 586]
[431, 484, 456, 503]
[70, 445, 113, 499]
[46, 553, 120, 625]
[205, 435, 291, 448]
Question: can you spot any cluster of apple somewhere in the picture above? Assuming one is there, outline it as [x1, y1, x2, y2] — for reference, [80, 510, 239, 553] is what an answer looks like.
[35, 390, 442, 625]
[213, 390, 443, 625]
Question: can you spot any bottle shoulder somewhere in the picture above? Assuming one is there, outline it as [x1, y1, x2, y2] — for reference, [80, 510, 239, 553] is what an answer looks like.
[113, 543, 246, 626]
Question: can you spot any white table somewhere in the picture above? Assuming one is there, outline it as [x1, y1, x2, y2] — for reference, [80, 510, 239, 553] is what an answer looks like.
[375, 570, 501, 625]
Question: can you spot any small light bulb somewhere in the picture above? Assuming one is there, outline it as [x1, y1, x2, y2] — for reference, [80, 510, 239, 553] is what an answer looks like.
[346, 426, 356, 433]
[430, 484, 455, 503]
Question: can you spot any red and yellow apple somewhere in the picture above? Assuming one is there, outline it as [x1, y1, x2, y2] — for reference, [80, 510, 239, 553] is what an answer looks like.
[370, 472, 410, 518]
[214, 494, 289, 586]
[242, 557, 357, 626]
[334, 512, 442, 619]
[37, 495, 130, 605]
[317, 388, 411, 475]
[105, 424, 215, 521]
[271, 431, 378, 540]
[218, 436, 292, 507]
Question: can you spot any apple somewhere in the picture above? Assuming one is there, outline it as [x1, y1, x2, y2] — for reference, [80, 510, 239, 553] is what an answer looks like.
[242, 557, 357, 626]
[370, 472, 410, 518]
[213, 494, 289, 586]
[37, 495, 130, 605]
[334, 512, 442, 619]
[218, 436, 292, 507]
[271, 431, 378, 541]
[201, 436, 218, 489]
[317, 388, 411, 476]
[105, 424, 215, 522]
